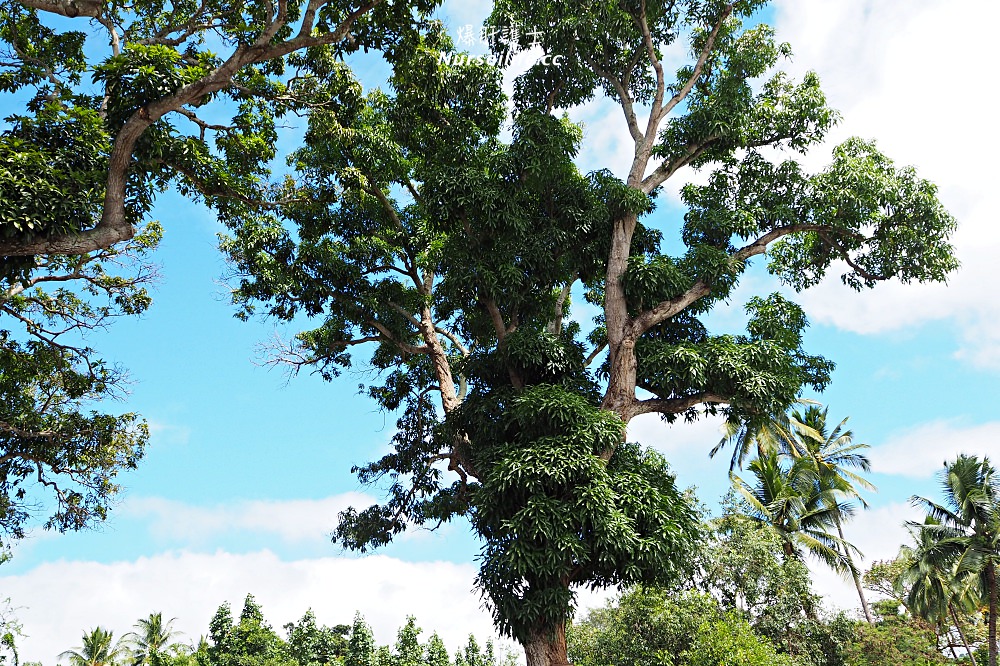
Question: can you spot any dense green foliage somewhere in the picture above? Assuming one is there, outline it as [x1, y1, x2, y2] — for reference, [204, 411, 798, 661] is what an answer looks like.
[0, 0, 442, 559]
[0, 0, 441, 264]
[567, 514, 954, 666]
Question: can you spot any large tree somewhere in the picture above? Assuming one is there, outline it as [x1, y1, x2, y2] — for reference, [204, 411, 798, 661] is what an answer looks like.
[220, 2, 958, 665]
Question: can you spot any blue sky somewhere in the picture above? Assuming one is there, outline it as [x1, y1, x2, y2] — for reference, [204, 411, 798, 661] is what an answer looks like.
[4, 0, 1000, 661]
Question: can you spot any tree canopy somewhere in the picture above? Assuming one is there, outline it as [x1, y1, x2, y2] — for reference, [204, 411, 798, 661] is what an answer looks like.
[214, 2, 958, 665]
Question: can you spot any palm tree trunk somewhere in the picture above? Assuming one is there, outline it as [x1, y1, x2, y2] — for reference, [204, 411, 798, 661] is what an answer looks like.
[951, 603, 978, 666]
[988, 561, 997, 666]
[835, 518, 874, 624]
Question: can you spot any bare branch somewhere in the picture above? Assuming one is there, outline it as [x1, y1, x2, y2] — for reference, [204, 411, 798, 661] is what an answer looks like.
[173, 107, 233, 141]
[584, 342, 608, 368]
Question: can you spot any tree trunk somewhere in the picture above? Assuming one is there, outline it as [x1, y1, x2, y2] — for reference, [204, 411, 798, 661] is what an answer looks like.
[988, 561, 997, 666]
[836, 519, 874, 624]
[951, 603, 978, 666]
[523, 622, 570, 666]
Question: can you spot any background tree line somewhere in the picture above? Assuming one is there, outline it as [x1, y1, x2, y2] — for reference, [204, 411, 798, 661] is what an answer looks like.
[8, 597, 516, 666]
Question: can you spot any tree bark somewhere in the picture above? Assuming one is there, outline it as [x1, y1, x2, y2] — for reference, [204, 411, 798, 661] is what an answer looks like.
[988, 561, 997, 666]
[601, 213, 638, 416]
[836, 519, 874, 624]
[14, 0, 100, 17]
[951, 603, 978, 666]
[523, 622, 570, 666]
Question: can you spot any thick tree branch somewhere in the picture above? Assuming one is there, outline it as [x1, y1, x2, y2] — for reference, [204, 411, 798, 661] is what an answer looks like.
[483, 296, 507, 342]
[1, 0, 386, 259]
[632, 223, 830, 336]
[628, 4, 731, 186]
[640, 135, 718, 193]
[631, 392, 729, 417]
[14, 0, 100, 18]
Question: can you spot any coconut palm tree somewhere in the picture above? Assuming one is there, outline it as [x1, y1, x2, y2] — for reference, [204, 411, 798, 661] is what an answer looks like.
[711, 399, 821, 471]
[731, 451, 856, 573]
[901, 517, 982, 666]
[788, 406, 877, 624]
[59, 627, 126, 666]
[720, 404, 878, 622]
[912, 454, 1000, 666]
[121, 613, 185, 666]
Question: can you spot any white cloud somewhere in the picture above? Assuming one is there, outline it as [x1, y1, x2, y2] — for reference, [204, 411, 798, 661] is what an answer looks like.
[120, 493, 374, 545]
[1, 552, 494, 662]
[146, 420, 192, 446]
[628, 412, 729, 456]
[771, 0, 1000, 368]
[869, 420, 1000, 479]
[0, 550, 615, 664]
[808, 502, 924, 613]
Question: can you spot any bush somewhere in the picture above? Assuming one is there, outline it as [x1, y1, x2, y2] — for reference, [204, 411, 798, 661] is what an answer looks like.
[686, 613, 803, 666]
